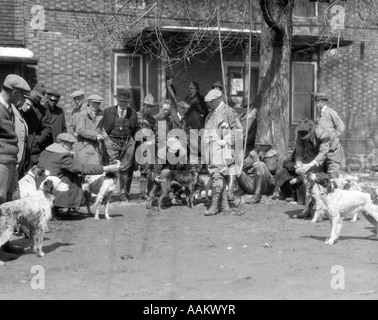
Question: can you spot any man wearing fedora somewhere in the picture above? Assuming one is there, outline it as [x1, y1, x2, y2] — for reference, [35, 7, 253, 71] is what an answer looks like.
[314, 92, 345, 138]
[101, 89, 137, 202]
[314, 92, 346, 169]
[135, 94, 158, 200]
[76, 94, 107, 165]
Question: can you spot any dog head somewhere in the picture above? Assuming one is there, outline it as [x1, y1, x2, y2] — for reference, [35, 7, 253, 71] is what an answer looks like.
[41, 178, 55, 195]
[309, 172, 335, 193]
[39, 176, 69, 193]
[29, 164, 51, 179]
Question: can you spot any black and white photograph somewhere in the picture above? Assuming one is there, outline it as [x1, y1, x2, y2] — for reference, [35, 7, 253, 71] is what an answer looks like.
[0, 0, 377, 303]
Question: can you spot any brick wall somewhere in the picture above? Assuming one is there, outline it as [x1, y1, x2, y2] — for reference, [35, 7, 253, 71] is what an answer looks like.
[24, 1, 112, 125]
[319, 28, 378, 169]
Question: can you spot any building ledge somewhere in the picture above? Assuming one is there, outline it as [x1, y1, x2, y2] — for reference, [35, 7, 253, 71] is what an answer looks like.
[0, 47, 38, 65]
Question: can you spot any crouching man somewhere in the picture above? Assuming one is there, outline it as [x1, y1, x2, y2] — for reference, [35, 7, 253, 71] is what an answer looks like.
[38, 133, 119, 219]
[237, 139, 276, 204]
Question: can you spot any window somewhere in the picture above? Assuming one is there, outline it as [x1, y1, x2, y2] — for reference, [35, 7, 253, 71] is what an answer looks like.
[224, 61, 259, 108]
[294, 0, 317, 17]
[114, 53, 143, 111]
[291, 62, 317, 125]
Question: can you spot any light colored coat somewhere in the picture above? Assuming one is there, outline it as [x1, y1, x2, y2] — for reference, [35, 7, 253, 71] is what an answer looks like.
[13, 105, 29, 175]
[203, 102, 243, 175]
[317, 106, 345, 138]
[76, 107, 105, 165]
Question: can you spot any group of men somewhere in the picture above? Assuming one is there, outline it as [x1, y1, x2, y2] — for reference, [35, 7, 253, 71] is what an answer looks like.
[0, 72, 345, 257]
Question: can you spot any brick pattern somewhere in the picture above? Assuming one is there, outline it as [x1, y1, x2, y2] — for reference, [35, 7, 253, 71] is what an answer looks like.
[319, 27, 378, 169]
[0, 0, 25, 46]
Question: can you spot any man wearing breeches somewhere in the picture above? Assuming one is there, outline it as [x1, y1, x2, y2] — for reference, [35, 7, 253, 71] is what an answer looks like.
[202, 89, 243, 216]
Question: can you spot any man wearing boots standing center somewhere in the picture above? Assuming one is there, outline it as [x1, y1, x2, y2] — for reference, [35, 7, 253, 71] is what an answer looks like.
[202, 89, 243, 216]
[101, 89, 137, 202]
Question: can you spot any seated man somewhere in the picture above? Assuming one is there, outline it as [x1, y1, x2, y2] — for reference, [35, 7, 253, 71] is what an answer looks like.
[236, 139, 276, 204]
[38, 133, 119, 218]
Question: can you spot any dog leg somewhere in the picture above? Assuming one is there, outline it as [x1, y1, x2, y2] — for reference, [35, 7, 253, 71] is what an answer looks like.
[360, 207, 378, 239]
[325, 214, 340, 245]
[32, 227, 45, 257]
[84, 191, 93, 216]
[104, 198, 112, 220]
[0, 227, 14, 249]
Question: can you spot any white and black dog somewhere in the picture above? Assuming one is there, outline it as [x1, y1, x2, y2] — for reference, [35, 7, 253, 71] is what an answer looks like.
[0, 177, 69, 258]
[309, 172, 378, 245]
[19, 165, 51, 198]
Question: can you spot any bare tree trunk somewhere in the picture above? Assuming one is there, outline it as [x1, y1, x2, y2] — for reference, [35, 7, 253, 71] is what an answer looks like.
[256, 0, 293, 167]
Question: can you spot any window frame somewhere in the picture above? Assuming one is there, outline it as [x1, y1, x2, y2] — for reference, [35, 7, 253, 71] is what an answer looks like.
[291, 61, 318, 125]
[113, 52, 144, 108]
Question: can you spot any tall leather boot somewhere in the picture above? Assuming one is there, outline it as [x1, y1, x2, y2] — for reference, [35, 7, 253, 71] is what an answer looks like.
[204, 179, 222, 216]
[221, 186, 233, 215]
[226, 175, 237, 201]
[140, 176, 150, 200]
[119, 174, 130, 202]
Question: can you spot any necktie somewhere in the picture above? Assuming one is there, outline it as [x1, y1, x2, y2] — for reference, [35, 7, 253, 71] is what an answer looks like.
[8, 107, 14, 123]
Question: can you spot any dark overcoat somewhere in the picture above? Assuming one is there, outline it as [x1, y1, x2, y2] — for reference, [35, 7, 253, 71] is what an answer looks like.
[39, 143, 103, 208]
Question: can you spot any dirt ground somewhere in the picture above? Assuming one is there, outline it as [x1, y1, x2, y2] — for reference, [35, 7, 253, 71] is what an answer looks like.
[0, 177, 377, 300]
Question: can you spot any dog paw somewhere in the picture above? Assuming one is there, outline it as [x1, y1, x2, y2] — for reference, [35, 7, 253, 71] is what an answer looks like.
[37, 252, 45, 257]
[311, 218, 318, 224]
[94, 216, 100, 220]
[105, 216, 112, 220]
[325, 238, 335, 245]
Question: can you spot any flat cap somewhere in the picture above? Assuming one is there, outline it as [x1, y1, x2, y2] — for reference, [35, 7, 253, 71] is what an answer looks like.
[87, 94, 103, 102]
[212, 81, 224, 91]
[70, 90, 85, 99]
[313, 92, 329, 101]
[3, 74, 31, 94]
[204, 89, 223, 102]
[297, 118, 315, 140]
[47, 92, 61, 99]
[57, 133, 76, 144]
[33, 83, 46, 98]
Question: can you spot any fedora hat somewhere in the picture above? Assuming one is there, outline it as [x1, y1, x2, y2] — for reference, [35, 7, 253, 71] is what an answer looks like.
[297, 118, 316, 140]
[313, 92, 329, 101]
[114, 89, 132, 101]
[141, 94, 158, 105]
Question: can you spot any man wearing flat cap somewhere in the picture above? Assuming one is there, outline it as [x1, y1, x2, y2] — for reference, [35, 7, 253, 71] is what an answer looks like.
[39, 133, 119, 218]
[202, 88, 243, 216]
[69, 90, 85, 138]
[19, 84, 52, 172]
[44, 91, 67, 147]
[295, 118, 342, 217]
[76, 94, 106, 165]
[0, 74, 31, 256]
[100, 88, 137, 202]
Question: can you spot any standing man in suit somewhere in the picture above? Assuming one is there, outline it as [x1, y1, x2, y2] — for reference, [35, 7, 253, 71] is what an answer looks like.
[314, 92, 346, 170]
[101, 89, 137, 202]
[0, 74, 31, 258]
[44, 92, 67, 147]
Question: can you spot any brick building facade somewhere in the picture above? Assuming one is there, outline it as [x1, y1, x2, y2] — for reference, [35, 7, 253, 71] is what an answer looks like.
[1, 0, 376, 169]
